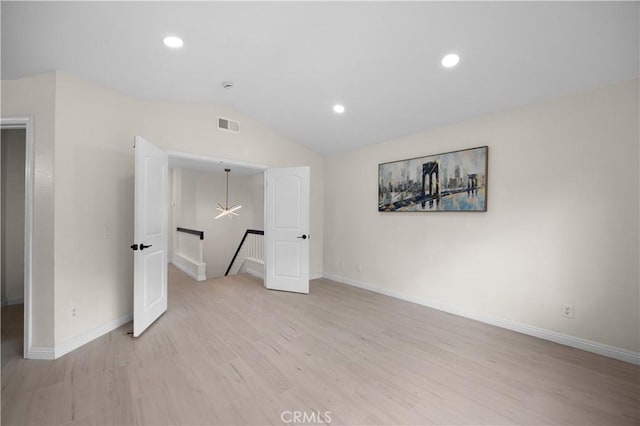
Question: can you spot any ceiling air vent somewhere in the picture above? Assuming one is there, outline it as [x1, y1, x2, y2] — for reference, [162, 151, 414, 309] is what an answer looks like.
[218, 117, 240, 133]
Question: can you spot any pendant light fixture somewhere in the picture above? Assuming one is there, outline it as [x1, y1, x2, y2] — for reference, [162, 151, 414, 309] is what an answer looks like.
[215, 168, 242, 219]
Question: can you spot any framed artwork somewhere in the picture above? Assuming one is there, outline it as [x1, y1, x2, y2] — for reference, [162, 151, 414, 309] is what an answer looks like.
[378, 146, 488, 212]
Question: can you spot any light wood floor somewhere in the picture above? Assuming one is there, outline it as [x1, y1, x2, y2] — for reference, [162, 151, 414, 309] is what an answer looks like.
[2, 267, 639, 425]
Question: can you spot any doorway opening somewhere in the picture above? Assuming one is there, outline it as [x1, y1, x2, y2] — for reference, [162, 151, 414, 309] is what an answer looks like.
[167, 152, 266, 282]
[132, 138, 311, 338]
[0, 117, 34, 361]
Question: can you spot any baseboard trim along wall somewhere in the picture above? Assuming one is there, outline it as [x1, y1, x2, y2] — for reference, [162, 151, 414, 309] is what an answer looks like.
[172, 254, 206, 282]
[54, 312, 133, 359]
[27, 346, 55, 360]
[246, 267, 265, 280]
[323, 273, 640, 366]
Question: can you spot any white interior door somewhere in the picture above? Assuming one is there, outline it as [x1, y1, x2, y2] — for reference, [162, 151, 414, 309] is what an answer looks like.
[133, 136, 168, 337]
[264, 167, 310, 294]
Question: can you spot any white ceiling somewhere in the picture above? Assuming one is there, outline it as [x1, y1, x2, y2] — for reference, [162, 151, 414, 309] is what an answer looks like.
[2, 2, 638, 155]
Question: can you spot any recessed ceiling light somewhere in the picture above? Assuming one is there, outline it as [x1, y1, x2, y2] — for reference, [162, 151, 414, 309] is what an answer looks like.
[163, 36, 183, 48]
[333, 104, 345, 114]
[441, 53, 460, 68]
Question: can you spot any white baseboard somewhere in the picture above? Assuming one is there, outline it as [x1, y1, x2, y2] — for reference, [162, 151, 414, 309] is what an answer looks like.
[54, 312, 133, 359]
[172, 253, 206, 281]
[310, 272, 323, 280]
[246, 267, 265, 280]
[243, 270, 319, 281]
[239, 258, 265, 280]
[323, 273, 640, 366]
[27, 346, 55, 360]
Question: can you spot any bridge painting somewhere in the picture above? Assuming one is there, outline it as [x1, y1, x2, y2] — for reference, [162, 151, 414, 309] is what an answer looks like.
[378, 146, 488, 212]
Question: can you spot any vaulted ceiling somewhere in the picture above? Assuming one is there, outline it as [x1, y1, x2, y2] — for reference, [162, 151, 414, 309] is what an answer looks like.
[2, 1, 638, 154]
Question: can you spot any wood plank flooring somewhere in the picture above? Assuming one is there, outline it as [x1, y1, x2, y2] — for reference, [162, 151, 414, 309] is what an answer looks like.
[2, 266, 639, 425]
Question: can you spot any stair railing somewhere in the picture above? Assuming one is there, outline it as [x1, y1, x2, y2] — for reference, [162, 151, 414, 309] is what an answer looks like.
[225, 229, 264, 276]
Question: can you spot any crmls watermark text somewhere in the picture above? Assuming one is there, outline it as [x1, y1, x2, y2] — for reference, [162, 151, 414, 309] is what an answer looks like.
[280, 410, 332, 424]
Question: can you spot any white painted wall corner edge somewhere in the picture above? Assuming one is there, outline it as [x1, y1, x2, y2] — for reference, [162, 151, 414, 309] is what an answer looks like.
[323, 273, 640, 366]
[54, 312, 133, 359]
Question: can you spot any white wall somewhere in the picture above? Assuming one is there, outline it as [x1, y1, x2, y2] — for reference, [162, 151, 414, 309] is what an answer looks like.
[4, 71, 323, 352]
[1, 73, 56, 348]
[324, 78, 640, 354]
[1, 129, 25, 305]
[178, 169, 197, 227]
[53, 72, 139, 345]
[172, 168, 264, 278]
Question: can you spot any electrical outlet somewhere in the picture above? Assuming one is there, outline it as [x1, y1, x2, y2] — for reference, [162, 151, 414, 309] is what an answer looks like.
[357, 264, 362, 272]
[72, 307, 77, 317]
[561, 304, 574, 319]
[339, 261, 344, 269]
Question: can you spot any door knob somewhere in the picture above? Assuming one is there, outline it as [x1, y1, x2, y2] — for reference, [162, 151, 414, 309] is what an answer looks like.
[130, 244, 138, 251]
[140, 244, 153, 250]
[296, 235, 307, 240]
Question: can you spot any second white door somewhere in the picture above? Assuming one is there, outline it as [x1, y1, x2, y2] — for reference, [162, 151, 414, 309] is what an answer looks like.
[264, 167, 310, 294]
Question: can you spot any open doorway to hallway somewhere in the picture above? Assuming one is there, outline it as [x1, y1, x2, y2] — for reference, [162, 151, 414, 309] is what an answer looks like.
[1, 128, 26, 365]
[132, 138, 310, 338]
[168, 154, 266, 282]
